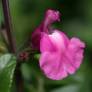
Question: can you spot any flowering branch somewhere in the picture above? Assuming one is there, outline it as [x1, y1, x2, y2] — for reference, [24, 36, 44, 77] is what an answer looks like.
[1, 0, 23, 92]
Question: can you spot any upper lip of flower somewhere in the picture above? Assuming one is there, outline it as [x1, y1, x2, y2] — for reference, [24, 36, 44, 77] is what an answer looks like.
[42, 10, 60, 34]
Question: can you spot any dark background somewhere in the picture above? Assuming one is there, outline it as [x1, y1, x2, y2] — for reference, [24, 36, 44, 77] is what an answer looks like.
[0, 0, 92, 92]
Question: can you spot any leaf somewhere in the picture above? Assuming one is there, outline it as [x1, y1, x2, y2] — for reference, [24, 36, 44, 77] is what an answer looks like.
[0, 54, 16, 92]
[52, 84, 80, 92]
[34, 54, 40, 60]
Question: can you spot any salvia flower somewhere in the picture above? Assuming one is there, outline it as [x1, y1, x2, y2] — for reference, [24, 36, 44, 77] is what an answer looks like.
[32, 9, 85, 80]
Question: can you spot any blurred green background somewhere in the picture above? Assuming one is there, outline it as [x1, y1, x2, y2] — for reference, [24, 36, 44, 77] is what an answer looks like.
[0, 0, 92, 92]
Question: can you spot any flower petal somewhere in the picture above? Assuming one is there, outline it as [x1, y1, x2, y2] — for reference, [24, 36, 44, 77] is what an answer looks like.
[31, 28, 42, 50]
[40, 52, 68, 80]
[61, 37, 85, 74]
[67, 37, 85, 69]
[44, 9, 60, 26]
[62, 52, 77, 74]
[49, 30, 69, 52]
[31, 9, 61, 50]
[40, 33, 56, 52]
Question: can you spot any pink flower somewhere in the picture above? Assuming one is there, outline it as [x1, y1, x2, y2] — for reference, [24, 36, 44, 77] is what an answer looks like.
[32, 9, 85, 80]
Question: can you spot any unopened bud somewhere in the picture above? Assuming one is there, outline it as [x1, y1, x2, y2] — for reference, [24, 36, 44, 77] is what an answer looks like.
[19, 52, 29, 61]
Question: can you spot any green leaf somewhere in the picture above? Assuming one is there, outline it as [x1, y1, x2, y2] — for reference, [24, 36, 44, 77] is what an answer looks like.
[52, 85, 80, 92]
[0, 54, 16, 92]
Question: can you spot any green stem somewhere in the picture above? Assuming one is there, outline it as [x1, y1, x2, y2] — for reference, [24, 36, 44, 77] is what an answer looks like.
[38, 77, 44, 92]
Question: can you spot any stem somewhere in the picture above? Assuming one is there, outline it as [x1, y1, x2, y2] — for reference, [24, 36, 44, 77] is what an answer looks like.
[38, 78, 44, 92]
[0, 23, 10, 49]
[1, 0, 16, 53]
[15, 63, 24, 92]
[1, 0, 24, 92]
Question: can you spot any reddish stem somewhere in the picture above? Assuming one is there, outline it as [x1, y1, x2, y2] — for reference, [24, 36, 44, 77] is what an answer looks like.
[1, 0, 24, 92]
[1, 0, 16, 53]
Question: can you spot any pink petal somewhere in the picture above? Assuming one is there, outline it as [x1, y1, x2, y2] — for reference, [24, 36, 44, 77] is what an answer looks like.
[67, 37, 85, 69]
[39, 35, 85, 80]
[40, 30, 69, 53]
[62, 51, 77, 74]
[61, 37, 85, 75]
[44, 9, 60, 26]
[40, 33, 56, 53]
[31, 24, 45, 50]
[40, 52, 68, 80]
[31, 9, 61, 50]
[49, 30, 69, 52]
[31, 28, 41, 50]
